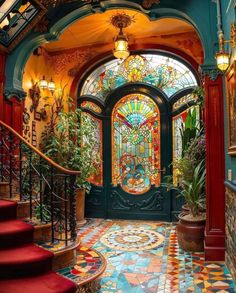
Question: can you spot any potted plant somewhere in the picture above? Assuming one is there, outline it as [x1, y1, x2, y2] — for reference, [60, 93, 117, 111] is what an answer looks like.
[163, 131, 206, 251]
[40, 98, 98, 226]
[176, 160, 206, 252]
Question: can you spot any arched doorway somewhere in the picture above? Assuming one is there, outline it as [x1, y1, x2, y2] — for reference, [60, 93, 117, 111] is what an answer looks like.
[2, 0, 226, 260]
[106, 90, 170, 220]
[78, 53, 200, 221]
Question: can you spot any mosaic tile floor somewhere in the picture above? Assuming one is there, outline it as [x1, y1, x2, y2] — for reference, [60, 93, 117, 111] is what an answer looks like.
[58, 246, 106, 285]
[60, 219, 236, 292]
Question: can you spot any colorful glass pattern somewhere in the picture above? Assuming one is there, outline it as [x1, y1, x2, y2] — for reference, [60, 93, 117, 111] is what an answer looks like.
[173, 94, 198, 111]
[112, 93, 160, 194]
[83, 113, 103, 186]
[81, 101, 102, 114]
[81, 54, 197, 100]
[172, 106, 200, 184]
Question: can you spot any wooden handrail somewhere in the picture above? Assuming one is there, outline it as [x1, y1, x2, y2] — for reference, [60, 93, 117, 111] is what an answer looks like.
[0, 120, 81, 175]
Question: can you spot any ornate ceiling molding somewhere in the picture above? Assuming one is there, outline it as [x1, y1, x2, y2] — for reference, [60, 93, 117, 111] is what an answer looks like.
[200, 64, 222, 81]
[4, 87, 27, 101]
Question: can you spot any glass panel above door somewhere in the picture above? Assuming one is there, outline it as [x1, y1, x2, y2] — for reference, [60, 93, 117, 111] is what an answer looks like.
[81, 54, 197, 100]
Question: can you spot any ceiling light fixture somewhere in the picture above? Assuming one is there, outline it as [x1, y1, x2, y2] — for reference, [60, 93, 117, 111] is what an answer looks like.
[110, 13, 134, 60]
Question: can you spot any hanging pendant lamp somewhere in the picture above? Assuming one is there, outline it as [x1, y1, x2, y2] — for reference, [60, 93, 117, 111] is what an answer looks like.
[110, 13, 134, 60]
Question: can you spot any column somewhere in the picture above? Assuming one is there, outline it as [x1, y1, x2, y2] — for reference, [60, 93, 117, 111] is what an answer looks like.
[203, 71, 225, 261]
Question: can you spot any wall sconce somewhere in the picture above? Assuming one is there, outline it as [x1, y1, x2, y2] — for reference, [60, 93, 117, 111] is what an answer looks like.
[48, 78, 56, 93]
[38, 76, 56, 93]
[216, 23, 236, 71]
[38, 75, 48, 89]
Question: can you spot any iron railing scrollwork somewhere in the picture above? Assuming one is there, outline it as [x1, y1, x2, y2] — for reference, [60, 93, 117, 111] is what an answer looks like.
[0, 120, 80, 248]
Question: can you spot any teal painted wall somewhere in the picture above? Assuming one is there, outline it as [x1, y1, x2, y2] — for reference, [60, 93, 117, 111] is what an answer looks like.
[221, 0, 236, 184]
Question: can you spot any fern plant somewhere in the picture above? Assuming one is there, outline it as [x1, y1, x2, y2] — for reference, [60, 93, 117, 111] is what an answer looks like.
[41, 100, 99, 192]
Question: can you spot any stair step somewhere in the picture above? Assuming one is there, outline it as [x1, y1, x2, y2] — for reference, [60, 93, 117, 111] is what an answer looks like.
[0, 200, 17, 220]
[0, 219, 34, 248]
[0, 197, 36, 219]
[0, 271, 77, 293]
[0, 182, 9, 197]
[16, 200, 32, 219]
[0, 243, 54, 278]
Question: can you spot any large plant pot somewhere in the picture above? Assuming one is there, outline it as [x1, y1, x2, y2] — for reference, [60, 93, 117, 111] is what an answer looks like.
[176, 213, 206, 252]
[76, 189, 87, 226]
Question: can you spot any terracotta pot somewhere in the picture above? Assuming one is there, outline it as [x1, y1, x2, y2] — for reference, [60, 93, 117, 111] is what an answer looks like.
[181, 204, 206, 214]
[75, 189, 87, 226]
[181, 204, 190, 214]
[176, 213, 206, 252]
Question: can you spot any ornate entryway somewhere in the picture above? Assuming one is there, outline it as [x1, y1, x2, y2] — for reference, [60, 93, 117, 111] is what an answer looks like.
[78, 53, 200, 221]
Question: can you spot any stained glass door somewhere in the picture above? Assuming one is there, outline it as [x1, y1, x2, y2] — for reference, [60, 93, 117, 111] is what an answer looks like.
[106, 92, 171, 221]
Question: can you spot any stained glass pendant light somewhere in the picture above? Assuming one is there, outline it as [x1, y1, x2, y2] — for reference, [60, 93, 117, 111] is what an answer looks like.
[110, 13, 133, 60]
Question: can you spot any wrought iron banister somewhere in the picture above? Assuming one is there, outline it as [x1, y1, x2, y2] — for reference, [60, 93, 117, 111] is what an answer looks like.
[0, 120, 80, 248]
[0, 121, 80, 175]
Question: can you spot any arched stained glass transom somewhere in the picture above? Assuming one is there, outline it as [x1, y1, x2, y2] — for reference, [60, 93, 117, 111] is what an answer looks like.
[81, 101, 102, 113]
[112, 93, 161, 194]
[173, 93, 198, 110]
[81, 54, 198, 100]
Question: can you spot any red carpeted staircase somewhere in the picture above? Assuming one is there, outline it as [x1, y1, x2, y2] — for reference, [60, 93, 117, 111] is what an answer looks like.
[0, 199, 77, 293]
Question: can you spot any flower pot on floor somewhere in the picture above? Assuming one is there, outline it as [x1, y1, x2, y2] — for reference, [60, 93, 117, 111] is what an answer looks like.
[177, 212, 205, 252]
[76, 188, 87, 226]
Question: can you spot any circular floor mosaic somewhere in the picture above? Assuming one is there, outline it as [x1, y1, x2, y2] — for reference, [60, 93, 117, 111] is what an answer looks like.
[100, 228, 165, 251]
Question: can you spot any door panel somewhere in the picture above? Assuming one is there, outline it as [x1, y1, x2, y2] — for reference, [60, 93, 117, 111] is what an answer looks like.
[106, 93, 171, 221]
[84, 87, 172, 221]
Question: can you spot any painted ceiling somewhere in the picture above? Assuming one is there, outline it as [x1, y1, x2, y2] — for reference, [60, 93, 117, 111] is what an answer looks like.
[44, 9, 204, 64]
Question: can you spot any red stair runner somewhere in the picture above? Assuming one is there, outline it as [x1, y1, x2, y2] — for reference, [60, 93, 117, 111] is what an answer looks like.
[0, 272, 76, 293]
[0, 200, 17, 220]
[0, 199, 77, 293]
[0, 219, 34, 248]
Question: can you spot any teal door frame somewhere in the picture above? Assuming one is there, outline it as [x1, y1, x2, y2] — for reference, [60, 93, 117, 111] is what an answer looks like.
[103, 83, 172, 221]
[79, 88, 199, 222]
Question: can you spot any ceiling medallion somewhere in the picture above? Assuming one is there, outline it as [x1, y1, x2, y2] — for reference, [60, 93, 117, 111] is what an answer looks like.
[110, 12, 134, 29]
[142, 0, 160, 9]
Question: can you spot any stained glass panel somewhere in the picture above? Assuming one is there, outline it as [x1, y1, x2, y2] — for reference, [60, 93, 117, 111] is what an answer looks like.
[81, 101, 102, 114]
[112, 93, 160, 194]
[82, 113, 103, 186]
[172, 106, 200, 185]
[173, 94, 198, 111]
[81, 54, 197, 100]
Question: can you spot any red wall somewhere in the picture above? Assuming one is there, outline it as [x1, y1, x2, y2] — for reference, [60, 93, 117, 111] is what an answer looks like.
[0, 53, 23, 134]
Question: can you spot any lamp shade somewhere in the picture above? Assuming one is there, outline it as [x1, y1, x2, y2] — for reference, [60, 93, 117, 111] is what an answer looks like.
[216, 51, 230, 71]
[48, 78, 56, 92]
[38, 76, 48, 89]
[113, 29, 130, 59]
